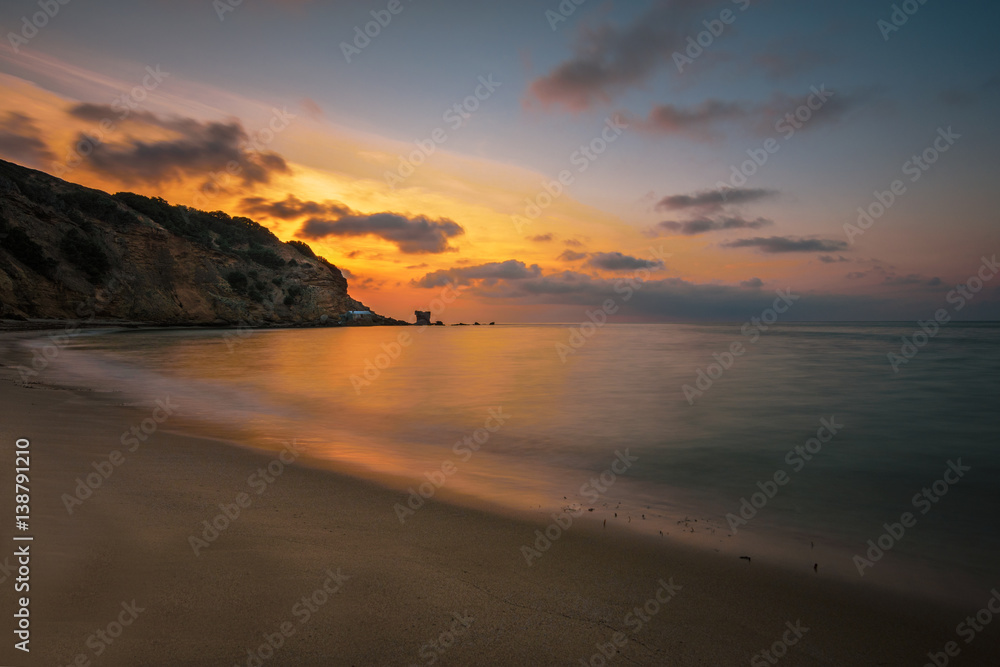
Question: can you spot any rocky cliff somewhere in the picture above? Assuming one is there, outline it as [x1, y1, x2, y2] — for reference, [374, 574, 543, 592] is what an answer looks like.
[0, 159, 390, 326]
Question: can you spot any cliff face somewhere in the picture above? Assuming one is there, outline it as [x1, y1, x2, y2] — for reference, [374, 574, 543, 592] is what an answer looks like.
[0, 159, 381, 325]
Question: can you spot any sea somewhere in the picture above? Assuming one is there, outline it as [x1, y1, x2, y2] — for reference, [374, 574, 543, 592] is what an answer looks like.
[22, 322, 1000, 605]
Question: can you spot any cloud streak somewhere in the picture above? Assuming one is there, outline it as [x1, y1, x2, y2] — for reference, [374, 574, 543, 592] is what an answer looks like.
[630, 88, 859, 141]
[241, 194, 348, 219]
[721, 236, 849, 253]
[0, 112, 54, 166]
[656, 187, 777, 212]
[526, 0, 706, 110]
[586, 251, 664, 271]
[655, 215, 773, 236]
[298, 211, 465, 254]
[67, 105, 289, 186]
[413, 260, 542, 287]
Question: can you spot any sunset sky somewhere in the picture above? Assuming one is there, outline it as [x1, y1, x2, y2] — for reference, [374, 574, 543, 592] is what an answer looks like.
[1, 0, 997, 322]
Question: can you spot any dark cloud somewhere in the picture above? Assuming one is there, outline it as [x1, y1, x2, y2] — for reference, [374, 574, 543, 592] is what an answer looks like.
[354, 276, 385, 290]
[0, 112, 54, 166]
[722, 236, 849, 253]
[883, 274, 942, 287]
[298, 212, 464, 254]
[587, 252, 664, 271]
[656, 188, 777, 212]
[749, 88, 861, 135]
[655, 216, 772, 236]
[740, 277, 764, 288]
[67, 103, 147, 124]
[558, 250, 587, 262]
[338, 267, 384, 289]
[241, 194, 348, 220]
[635, 100, 747, 141]
[525, 0, 707, 110]
[68, 106, 289, 186]
[413, 260, 541, 288]
[564, 239, 584, 247]
[847, 268, 942, 288]
[818, 254, 849, 263]
[632, 88, 860, 141]
[529, 233, 554, 242]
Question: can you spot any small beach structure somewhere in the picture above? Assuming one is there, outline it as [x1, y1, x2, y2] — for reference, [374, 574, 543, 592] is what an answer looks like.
[340, 310, 373, 324]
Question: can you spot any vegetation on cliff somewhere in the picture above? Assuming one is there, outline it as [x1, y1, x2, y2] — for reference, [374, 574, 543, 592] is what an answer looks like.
[0, 159, 390, 325]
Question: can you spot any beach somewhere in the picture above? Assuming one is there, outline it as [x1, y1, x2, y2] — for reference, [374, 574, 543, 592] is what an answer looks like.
[1, 0, 996, 661]
[1, 329, 998, 666]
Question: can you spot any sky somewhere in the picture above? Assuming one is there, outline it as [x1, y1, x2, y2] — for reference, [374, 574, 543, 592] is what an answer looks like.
[0, 0, 998, 322]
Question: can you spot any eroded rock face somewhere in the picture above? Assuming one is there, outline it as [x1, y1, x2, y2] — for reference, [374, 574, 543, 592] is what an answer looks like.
[0, 159, 374, 325]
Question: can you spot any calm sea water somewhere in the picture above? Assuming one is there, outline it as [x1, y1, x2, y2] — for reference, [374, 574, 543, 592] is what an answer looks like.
[29, 323, 1000, 604]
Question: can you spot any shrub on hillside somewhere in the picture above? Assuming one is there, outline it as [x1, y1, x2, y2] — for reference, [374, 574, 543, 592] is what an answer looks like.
[240, 245, 285, 269]
[288, 240, 317, 259]
[225, 270, 248, 294]
[62, 191, 139, 228]
[60, 228, 110, 281]
[283, 283, 303, 306]
[0, 216, 55, 276]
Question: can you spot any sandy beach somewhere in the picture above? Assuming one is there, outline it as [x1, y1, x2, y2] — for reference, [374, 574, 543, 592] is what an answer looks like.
[0, 330, 997, 666]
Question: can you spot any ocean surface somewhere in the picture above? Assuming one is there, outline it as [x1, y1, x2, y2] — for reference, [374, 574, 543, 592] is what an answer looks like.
[25, 322, 1000, 604]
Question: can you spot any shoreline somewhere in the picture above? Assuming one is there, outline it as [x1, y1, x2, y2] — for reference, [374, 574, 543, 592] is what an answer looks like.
[8, 326, 989, 610]
[1, 331, 998, 664]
